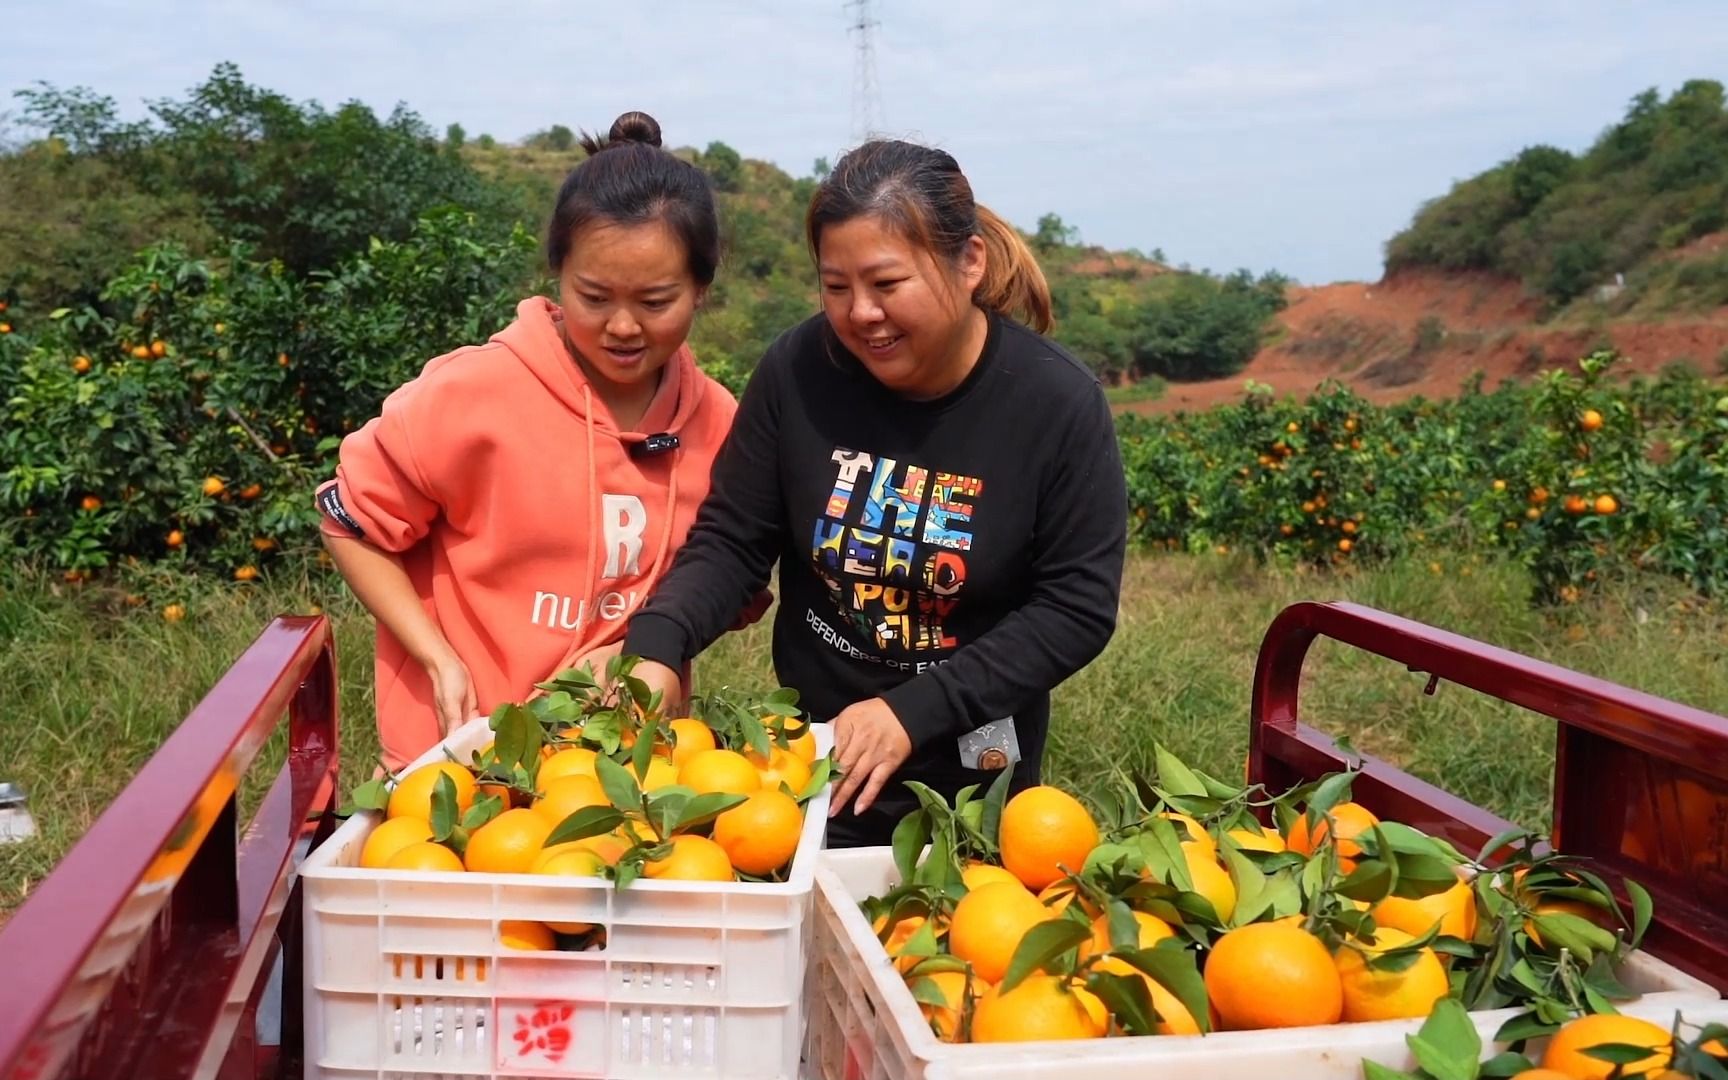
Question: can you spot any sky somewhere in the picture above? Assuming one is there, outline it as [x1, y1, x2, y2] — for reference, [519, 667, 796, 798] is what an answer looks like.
[6, 0, 1727, 284]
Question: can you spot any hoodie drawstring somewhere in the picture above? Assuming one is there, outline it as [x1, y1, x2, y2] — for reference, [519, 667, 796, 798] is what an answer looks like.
[643, 447, 679, 589]
[583, 384, 599, 632]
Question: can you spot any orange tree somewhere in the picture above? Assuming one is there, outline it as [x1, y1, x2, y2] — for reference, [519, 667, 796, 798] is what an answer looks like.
[0, 208, 537, 579]
[1117, 350, 1728, 603]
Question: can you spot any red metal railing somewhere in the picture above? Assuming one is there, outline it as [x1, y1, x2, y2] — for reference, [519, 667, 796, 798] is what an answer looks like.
[1249, 600, 1728, 993]
[0, 615, 340, 1080]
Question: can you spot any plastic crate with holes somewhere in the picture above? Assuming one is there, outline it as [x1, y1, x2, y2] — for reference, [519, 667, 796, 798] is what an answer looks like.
[804, 601, 1728, 1080]
[298, 715, 833, 1080]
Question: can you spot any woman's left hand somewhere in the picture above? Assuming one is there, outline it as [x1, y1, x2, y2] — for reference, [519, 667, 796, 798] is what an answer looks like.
[829, 697, 912, 817]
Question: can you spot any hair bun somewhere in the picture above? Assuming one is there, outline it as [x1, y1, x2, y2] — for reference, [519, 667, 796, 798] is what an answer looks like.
[609, 111, 662, 148]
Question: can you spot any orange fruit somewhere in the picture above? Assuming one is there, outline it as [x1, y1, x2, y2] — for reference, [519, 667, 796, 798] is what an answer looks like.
[1334, 928, 1449, 1022]
[1095, 957, 1204, 1035]
[162, 603, 187, 622]
[643, 834, 735, 881]
[202, 476, 225, 496]
[536, 832, 632, 868]
[530, 848, 606, 932]
[679, 749, 761, 796]
[661, 718, 717, 766]
[971, 976, 1105, 1042]
[1525, 898, 1620, 950]
[150, 340, 168, 358]
[872, 912, 947, 974]
[131, 344, 151, 359]
[1157, 812, 1214, 853]
[1000, 786, 1099, 890]
[538, 747, 599, 787]
[1179, 842, 1237, 922]
[384, 841, 464, 872]
[713, 789, 804, 875]
[1564, 494, 1590, 515]
[533, 774, 609, 827]
[530, 842, 604, 872]
[1205, 922, 1342, 1030]
[464, 808, 554, 874]
[962, 861, 1023, 891]
[1284, 801, 1379, 872]
[234, 566, 258, 581]
[166, 529, 185, 548]
[1508, 1071, 1575, 1080]
[749, 746, 812, 794]
[1075, 909, 1174, 964]
[579, 721, 637, 750]
[80, 495, 102, 512]
[913, 970, 979, 1042]
[1372, 875, 1477, 941]
[636, 756, 681, 792]
[949, 880, 1052, 984]
[1594, 494, 1618, 515]
[360, 816, 434, 868]
[1225, 825, 1285, 853]
[1541, 1013, 1672, 1079]
[388, 762, 478, 821]
[499, 920, 556, 950]
[779, 718, 818, 765]
[1580, 408, 1604, 431]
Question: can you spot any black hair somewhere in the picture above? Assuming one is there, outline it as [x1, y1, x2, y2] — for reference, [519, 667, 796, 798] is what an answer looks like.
[806, 139, 1052, 332]
[545, 110, 720, 286]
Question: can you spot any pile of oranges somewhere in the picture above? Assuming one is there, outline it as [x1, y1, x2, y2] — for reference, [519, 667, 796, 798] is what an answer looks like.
[348, 665, 830, 953]
[858, 750, 1667, 1063]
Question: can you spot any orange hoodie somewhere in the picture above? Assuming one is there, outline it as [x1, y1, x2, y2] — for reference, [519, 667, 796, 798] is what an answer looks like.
[316, 296, 741, 770]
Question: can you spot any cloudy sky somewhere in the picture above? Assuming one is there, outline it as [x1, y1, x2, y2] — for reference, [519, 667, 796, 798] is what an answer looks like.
[7, 1, 1727, 283]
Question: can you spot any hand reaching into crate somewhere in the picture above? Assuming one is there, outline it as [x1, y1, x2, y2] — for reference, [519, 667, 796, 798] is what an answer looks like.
[342, 654, 835, 903]
[830, 696, 912, 817]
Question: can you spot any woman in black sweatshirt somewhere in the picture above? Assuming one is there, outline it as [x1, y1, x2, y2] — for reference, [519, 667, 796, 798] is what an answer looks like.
[622, 139, 1129, 847]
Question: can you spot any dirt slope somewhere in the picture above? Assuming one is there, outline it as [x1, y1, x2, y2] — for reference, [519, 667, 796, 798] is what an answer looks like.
[1129, 262, 1728, 416]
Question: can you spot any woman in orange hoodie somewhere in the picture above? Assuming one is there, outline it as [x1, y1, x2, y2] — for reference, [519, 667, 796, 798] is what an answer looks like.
[316, 111, 758, 770]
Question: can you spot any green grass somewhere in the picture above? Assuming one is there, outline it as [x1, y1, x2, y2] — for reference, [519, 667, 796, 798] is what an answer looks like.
[1104, 378, 1167, 407]
[4, 553, 1726, 918]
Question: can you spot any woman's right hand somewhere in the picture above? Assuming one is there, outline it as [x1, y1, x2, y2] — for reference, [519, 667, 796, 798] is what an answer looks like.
[633, 659, 686, 717]
[425, 650, 478, 738]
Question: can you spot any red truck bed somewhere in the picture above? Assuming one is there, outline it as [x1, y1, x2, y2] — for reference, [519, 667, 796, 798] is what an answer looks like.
[1, 602, 1724, 1079]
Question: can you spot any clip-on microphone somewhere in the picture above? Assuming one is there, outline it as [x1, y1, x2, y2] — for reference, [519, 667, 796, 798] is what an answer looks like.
[630, 433, 681, 458]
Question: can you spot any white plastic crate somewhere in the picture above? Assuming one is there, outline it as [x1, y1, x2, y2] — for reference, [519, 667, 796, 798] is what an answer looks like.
[810, 847, 1727, 1080]
[300, 716, 833, 1080]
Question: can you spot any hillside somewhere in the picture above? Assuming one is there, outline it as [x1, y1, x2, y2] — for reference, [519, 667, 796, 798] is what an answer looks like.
[1386, 79, 1728, 313]
[1133, 255, 1728, 415]
[1131, 80, 1728, 414]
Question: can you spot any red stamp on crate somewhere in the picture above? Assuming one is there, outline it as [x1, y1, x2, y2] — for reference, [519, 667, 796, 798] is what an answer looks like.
[499, 1001, 575, 1070]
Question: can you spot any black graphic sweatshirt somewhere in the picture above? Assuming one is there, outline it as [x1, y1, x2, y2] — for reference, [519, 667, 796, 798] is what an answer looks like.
[623, 311, 1128, 818]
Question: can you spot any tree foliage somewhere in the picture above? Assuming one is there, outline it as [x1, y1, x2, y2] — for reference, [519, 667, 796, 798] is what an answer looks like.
[1386, 80, 1728, 307]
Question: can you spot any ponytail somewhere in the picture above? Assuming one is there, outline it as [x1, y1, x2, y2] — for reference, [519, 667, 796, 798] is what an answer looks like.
[974, 205, 1053, 334]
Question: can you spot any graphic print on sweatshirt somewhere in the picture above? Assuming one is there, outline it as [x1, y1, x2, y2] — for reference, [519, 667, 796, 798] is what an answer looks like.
[810, 447, 981, 655]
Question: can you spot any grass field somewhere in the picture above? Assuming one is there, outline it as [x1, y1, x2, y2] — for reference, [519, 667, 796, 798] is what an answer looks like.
[4, 552, 1725, 918]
